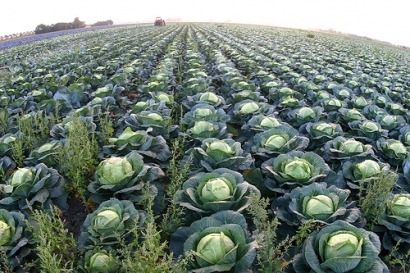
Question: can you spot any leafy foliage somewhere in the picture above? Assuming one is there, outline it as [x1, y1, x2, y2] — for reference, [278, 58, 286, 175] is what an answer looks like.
[262, 151, 330, 193]
[0, 22, 410, 272]
[170, 210, 256, 273]
[0, 209, 33, 271]
[78, 198, 146, 250]
[293, 220, 389, 273]
[27, 206, 78, 273]
[88, 151, 162, 204]
[0, 163, 68, 213]
[176, 168, 261, 215]
[272, 182, 362, 226]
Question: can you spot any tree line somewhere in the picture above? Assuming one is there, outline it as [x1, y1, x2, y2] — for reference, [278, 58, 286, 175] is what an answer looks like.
[34, 18, 113, 35]
[91, 20, 114, 27]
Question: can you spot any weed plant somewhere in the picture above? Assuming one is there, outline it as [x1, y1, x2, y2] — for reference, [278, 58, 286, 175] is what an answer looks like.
[119, 185, 191, 272]
[247, 193, 291, 273]
[358, 171, 397, 229]
[0, 109, 9, 136]
[97, 111, 114, 145]
[383, 242, 410, 272]
[247, 193, 318, 272]
[17, 111, 50, 151]
[57, 116, 99, 199]
[161, 136, 192, 237]
[27, 206, 78, 273]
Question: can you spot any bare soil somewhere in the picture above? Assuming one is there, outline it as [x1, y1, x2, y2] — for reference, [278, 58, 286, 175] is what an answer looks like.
[62, 194, 88, 239]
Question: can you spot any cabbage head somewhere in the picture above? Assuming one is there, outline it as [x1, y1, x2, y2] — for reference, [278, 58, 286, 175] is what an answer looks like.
[190, 138, 254, 172]
[240, 114, 284, 141]
[79, 198, 146, 249]
[182, 104, 230, 126]
[347, 120, 388, 142]
[320, 98, 347, 112]
[342, 158, 390, 190]
[376, 138, 409, 167]
[123, 111, 173, 138]
[376, 114, 406, 132]
[24, 141, 61, 167]
[0, 209, 32, 270]
[262, 151, 330, 191]
[286, 106, 323, 128]
[293, 220, 388, 273]
[176, 168, 260, 214]
[323, 136, 374, 163]
[0, 134, 18, 157]
[272, 183, 362, 226]
[104, 127, 171, 163]
[89, 151, 162, 204]
[83, 249, 119, 273]
[379, 193, 410, 256]
[1, 164, 67, 213]
[170, 211, 256, 273]
[188, 120, 228, 141]
[399, 126, 410, 146]
[182, 91, 225, 109]
[230, 100, 274, 125]
[299, 121, 343, 150]
[246, 125, 309, 159]
[338, 108, 365, 125]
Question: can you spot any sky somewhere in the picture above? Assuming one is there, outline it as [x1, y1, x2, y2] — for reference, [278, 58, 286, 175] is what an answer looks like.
[1, 0, 409, 47]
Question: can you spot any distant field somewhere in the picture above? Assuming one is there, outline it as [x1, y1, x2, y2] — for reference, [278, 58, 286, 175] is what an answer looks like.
[0, 24, 124, 51]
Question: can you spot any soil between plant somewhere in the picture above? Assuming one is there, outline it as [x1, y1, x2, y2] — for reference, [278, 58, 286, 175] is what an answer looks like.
[62, 194, 88, 240]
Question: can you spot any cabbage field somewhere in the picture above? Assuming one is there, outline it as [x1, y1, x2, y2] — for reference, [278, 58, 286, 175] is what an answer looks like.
[0, 23, 410, 272]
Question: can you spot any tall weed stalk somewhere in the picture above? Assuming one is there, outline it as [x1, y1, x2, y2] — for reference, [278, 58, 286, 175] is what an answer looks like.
[27, 206, 78, 273]
[247, 193, 291, 272]
[358, 171, 397, 229]
[58, 116, 99, 199]
[119, 185, 191, 273]
[161, 136, 191, 237]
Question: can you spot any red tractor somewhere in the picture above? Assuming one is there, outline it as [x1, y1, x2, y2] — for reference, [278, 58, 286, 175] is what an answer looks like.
[154, 17, 166, 26]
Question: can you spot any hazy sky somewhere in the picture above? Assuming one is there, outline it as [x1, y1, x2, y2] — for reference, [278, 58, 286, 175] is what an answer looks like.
[1, 0, 409, 47]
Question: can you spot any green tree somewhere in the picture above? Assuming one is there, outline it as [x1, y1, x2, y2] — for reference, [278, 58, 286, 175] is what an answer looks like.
[72, 17, 85, 28]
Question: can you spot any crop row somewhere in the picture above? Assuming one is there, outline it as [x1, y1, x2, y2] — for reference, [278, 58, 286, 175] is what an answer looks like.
[0, 23, 409, 272]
